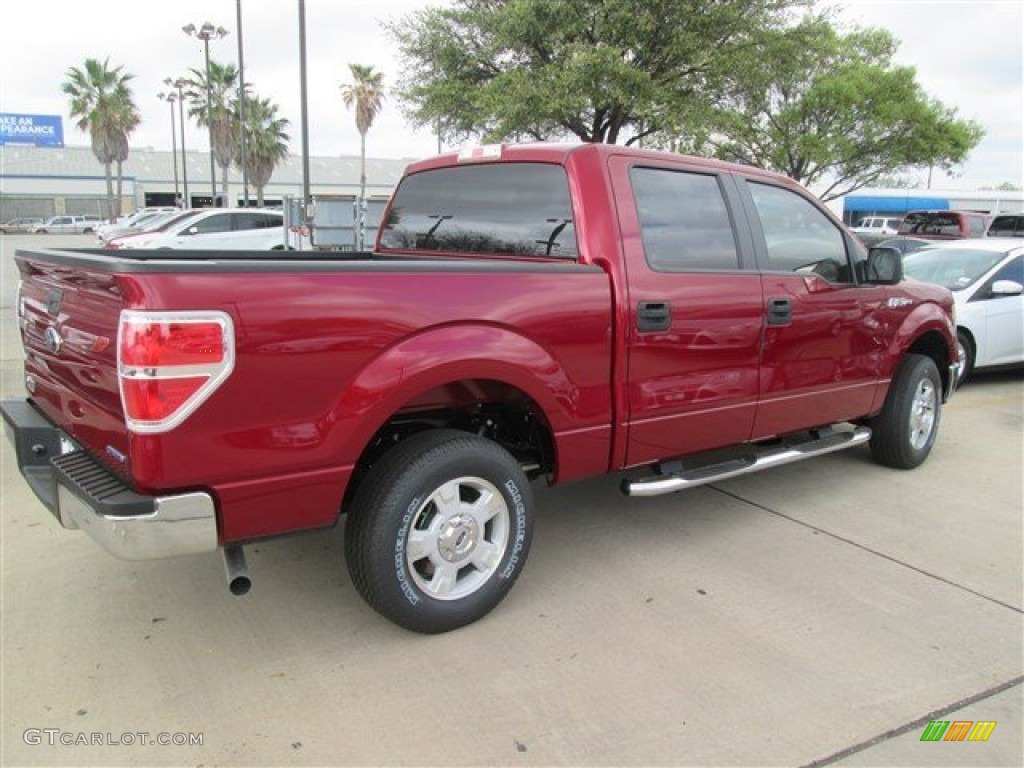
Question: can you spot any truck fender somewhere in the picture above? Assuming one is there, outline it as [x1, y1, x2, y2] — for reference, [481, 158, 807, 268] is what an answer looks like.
[871, 300, 957, 412]
[326, 323, 582, 467]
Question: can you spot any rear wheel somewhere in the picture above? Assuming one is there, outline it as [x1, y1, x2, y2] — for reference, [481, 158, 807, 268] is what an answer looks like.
[869, 353, 942, 469]
[345, 430, 533, 633]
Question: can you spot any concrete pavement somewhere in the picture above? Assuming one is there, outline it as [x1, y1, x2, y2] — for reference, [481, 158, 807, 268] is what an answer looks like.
[1, 234, 1021, 766]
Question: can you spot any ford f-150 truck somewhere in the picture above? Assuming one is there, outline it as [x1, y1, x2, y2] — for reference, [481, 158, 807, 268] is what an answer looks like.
[3, 143, 959, 633]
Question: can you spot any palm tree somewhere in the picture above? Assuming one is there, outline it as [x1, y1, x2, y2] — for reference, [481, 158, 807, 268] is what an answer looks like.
[62, 58, 140, 220]
[185, 60, 240, 198]
[340, 63, 385, 247]
[237, 96, 290, 207]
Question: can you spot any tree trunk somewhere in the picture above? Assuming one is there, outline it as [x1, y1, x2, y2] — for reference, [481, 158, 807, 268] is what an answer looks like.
[115, 160, 124, 219]
[257, 185, 264, 207]
[105, 162, 115, 220]
[221, 162, 230, 204]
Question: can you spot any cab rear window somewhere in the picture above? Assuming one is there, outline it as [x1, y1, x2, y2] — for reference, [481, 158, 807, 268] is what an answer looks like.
[379, 163, 578, 259]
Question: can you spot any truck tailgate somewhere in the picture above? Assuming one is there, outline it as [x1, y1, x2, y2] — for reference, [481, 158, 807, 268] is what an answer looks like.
[16, 254, 130, 474]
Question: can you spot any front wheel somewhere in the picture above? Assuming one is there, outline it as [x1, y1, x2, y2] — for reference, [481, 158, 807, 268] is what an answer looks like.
[956, 330, 975, 385]
[344, 430, 534, 633]
[869, 353, 942, 469]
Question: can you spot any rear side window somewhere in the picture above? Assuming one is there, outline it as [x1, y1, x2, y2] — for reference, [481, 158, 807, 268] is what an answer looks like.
[379, 163, 578, 258]
[233, 212, 281, 230]
[747, 182, 851, 282]
[191, 213, 233, 234]
[630, 167, 740, 271]
[967, 216, 987, 236]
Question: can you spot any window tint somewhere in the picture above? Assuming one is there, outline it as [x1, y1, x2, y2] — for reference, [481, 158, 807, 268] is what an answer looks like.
[233, 212, 281, 230]
[988, 215, 1023, 237]
[379, 163, 578, 258]
[630, 167, 740, 271]
[991, 254, 1023, 285]
[191, 213, 232, 234]
[747, 182, 851, 282]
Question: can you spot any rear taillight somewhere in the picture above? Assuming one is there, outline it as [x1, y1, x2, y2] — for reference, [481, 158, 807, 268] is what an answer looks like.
[118, 310, 235, 433]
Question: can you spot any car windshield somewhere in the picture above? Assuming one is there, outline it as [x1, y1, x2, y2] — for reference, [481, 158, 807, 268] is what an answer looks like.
[903, 248, 1007, 291]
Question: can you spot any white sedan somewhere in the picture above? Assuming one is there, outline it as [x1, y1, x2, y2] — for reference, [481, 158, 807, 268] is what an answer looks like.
[901, 239, 1024, 382]
[110, 209, 289, 250]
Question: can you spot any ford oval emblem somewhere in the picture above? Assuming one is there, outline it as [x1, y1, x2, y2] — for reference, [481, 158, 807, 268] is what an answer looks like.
[44, 326, 63, 355]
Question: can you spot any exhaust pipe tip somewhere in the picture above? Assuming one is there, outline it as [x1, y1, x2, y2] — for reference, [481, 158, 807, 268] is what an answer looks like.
[223, 545, 251, 596]
[229, 574, 252, 596]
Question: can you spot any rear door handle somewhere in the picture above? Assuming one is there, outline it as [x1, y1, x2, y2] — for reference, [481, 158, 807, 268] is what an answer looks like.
[637, 301, 671, 332]
[766, 297, 792, 326]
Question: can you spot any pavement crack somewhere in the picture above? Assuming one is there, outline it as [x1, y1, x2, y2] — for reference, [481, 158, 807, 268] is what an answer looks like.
[710, 486, 1023, 615]
[799, 675, 1023, 768]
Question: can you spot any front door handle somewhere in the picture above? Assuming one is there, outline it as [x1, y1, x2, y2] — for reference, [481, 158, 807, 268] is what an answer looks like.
[637, 301, 671, 332]
[766, 297, 792, 326]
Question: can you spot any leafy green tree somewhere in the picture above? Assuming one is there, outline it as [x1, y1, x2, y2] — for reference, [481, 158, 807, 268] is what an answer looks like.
[237, 95, 290, 207]
[185, 60, 240, 197]
[388, 0, 801, 146]
[62, 58, 140, 220]
[691, 16, 984, 200]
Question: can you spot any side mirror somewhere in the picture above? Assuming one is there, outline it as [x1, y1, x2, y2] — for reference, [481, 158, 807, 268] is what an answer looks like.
[991, 279, 1023, 297]
[187, 226, 199, 236]
[864, 247, 903, 284]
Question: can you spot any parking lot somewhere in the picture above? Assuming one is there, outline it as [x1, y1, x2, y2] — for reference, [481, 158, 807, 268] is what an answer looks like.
[1, 234, 1021, 766]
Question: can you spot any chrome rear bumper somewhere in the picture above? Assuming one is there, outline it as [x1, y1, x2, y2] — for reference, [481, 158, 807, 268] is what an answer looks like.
[2, 399, 218, 560]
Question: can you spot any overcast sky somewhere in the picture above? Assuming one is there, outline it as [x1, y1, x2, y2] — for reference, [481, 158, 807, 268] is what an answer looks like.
[1, 0, 1020, 191]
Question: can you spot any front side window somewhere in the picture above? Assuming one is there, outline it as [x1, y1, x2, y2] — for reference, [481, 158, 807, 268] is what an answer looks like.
[747, 182, 851, 282]
[379, 163, 578, 258]
[630, 167, 740, 271]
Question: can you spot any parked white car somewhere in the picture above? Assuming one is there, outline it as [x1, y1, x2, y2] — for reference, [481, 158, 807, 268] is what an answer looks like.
[28, 215, 96, 234]
[900, 238, 1024, 382]
[111, 209, 288, 250]
[850, 216, 903, 245]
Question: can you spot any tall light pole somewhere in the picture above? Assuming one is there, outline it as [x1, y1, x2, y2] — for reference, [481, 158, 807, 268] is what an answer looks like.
[157, 91, 180, 204]
[165, 78, 191, 207]
[183, 22, 229, 206]
[236, 0, 249, 207]
[298, 0, 312, 216]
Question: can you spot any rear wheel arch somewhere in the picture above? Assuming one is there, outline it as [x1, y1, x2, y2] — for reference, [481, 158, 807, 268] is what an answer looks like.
[342, 377, 557, 514]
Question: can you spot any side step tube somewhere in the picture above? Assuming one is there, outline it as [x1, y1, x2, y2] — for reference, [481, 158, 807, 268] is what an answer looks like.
[623, 426, 872, 498]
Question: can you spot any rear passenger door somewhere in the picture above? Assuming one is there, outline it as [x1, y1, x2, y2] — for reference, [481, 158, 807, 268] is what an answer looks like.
[738, 178, 885, 438]
[610, 156, 764, 467]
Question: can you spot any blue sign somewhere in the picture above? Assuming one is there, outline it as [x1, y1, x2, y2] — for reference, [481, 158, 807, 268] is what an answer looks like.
[0, 113, 64, 148]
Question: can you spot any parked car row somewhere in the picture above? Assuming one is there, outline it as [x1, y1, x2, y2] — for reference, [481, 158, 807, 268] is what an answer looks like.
[850, 210, 1024, 246]
[0, 215, 104, 234]
[104, 207, 292, 250]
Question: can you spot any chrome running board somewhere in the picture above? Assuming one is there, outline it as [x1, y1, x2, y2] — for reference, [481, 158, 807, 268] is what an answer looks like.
[622, 426, 872, 498]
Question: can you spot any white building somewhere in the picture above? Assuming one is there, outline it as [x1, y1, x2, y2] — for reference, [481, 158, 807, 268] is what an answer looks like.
[0, 144, 414, 220]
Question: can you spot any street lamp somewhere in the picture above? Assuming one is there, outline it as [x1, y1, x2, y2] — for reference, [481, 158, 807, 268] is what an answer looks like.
[164, 77, 190, 207]
[156, 91, 180, 205]
[183, 21, 229, 206]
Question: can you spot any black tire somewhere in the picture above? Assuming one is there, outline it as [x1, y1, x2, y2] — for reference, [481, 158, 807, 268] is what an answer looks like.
[869, 353, 942, 469]
[345, 429, 534, 633]
[956, 329, 975, 385]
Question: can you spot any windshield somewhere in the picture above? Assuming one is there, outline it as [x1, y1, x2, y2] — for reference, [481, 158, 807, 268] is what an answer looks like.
[902, 248, 1006, 291]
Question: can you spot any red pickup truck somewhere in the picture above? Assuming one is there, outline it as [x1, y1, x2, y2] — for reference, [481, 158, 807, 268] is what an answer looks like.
[3, 143, 959, 633]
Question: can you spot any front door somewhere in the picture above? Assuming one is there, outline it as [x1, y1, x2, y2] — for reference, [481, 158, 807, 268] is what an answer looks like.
[739, 179, 886, 438]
